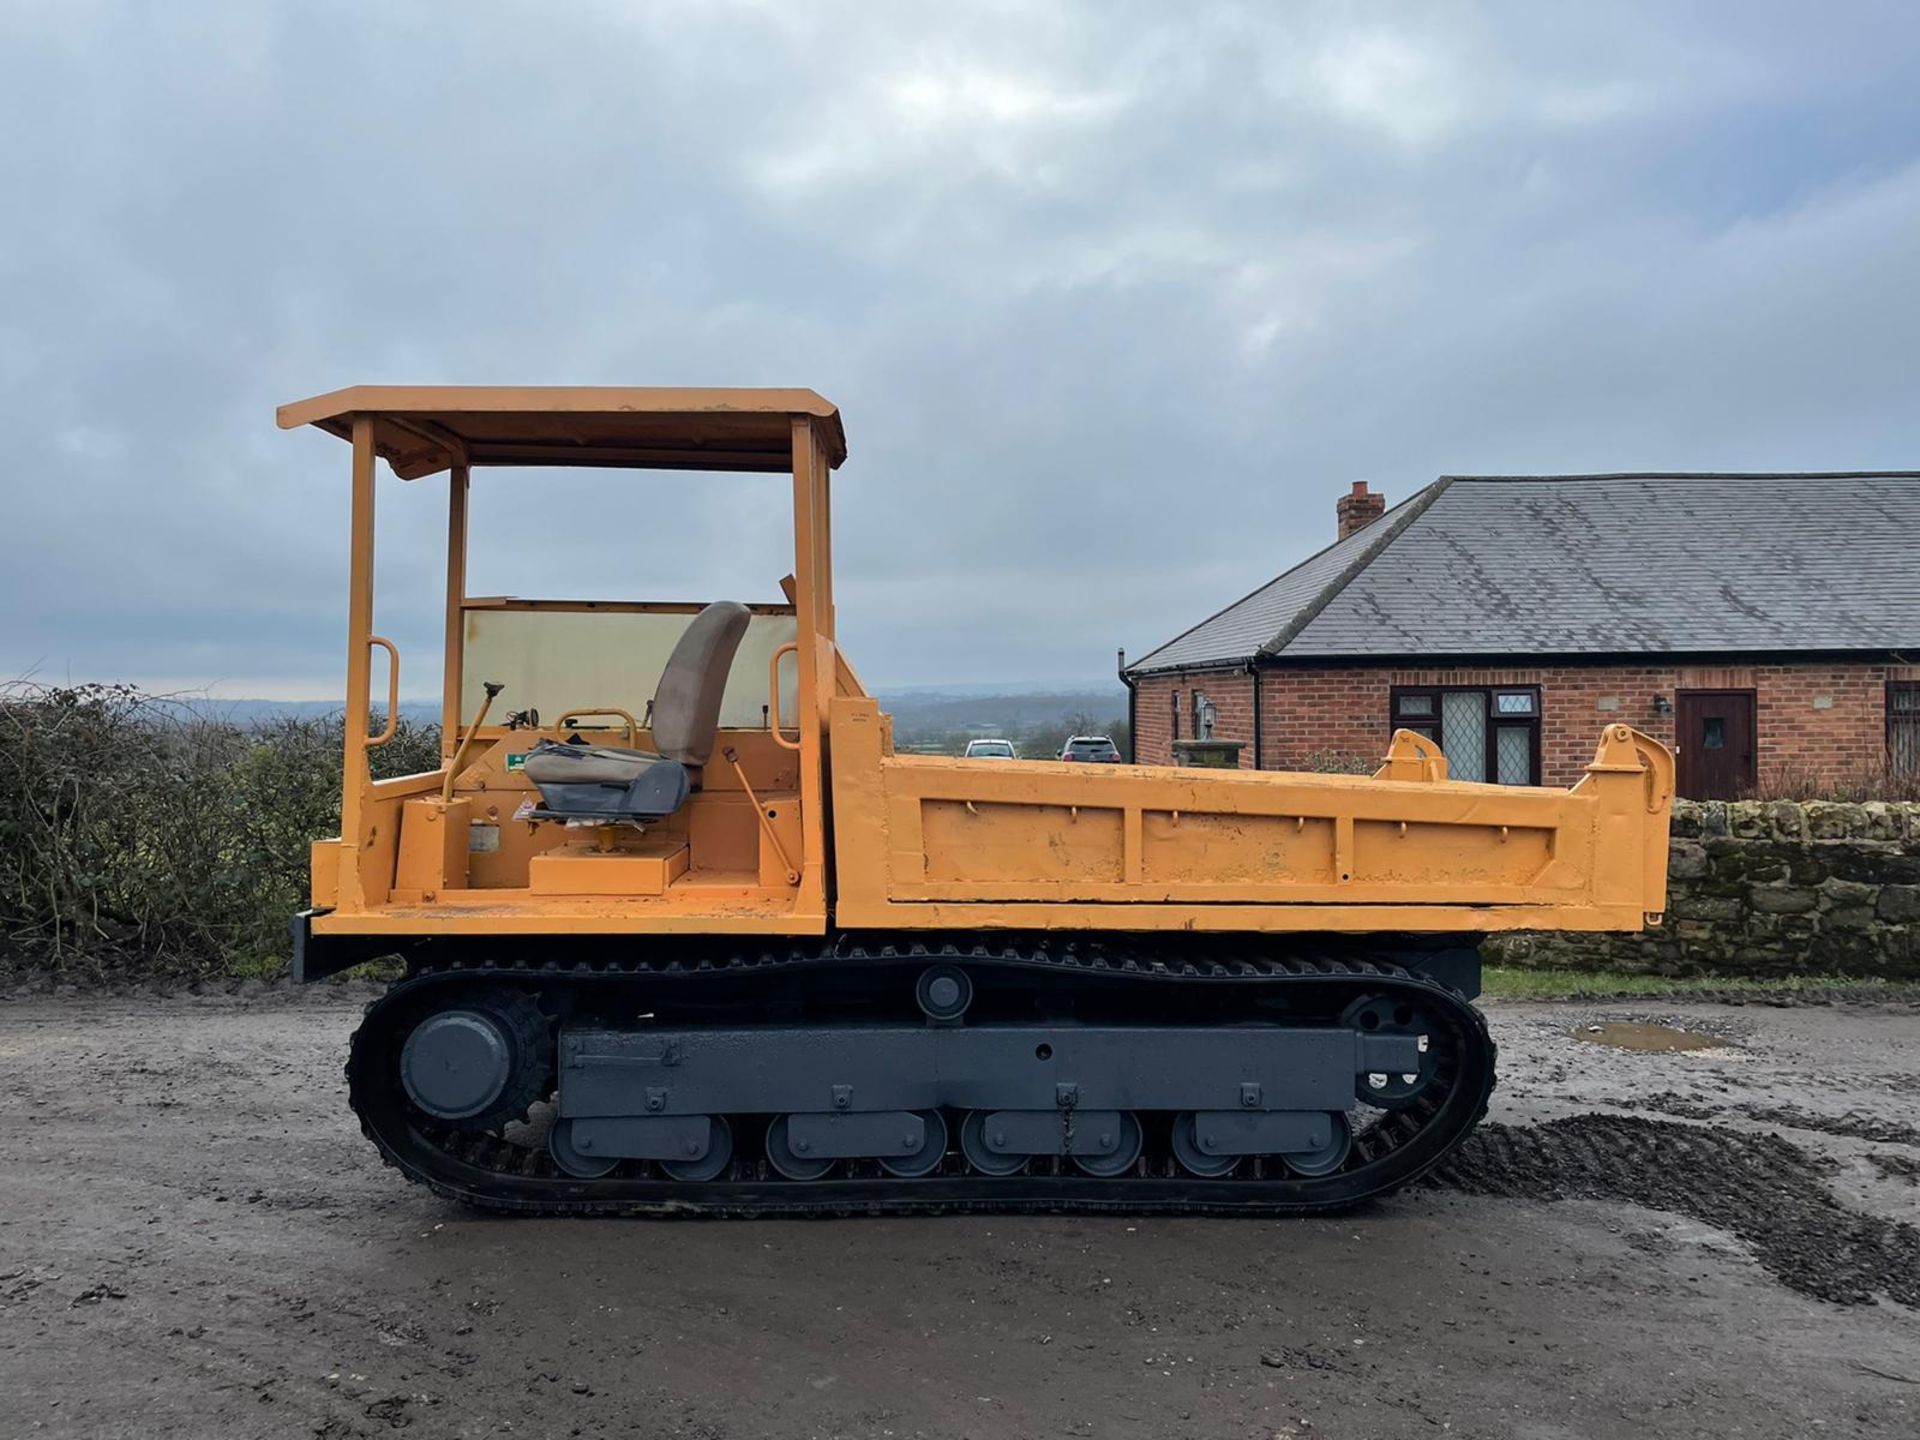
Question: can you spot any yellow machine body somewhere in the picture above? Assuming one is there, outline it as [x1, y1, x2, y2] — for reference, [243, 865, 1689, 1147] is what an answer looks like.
[282, 385, 1673, 953]
[282, 384, 1675, 1216]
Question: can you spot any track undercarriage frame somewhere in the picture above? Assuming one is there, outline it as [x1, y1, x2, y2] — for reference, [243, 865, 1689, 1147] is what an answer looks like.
[347, 934, 1495, 1216]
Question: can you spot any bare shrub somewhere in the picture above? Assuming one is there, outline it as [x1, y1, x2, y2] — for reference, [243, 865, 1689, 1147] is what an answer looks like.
[1301, 747, 1377, 775]
[1745, 759, 1920, 803]
[0, 681, 439, 979]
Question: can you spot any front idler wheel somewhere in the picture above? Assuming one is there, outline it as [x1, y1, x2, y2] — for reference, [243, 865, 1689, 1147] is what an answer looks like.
[1344, 996, 1441, 1110]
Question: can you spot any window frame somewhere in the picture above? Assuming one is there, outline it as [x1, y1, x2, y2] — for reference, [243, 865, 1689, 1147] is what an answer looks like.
[1388, 684, 1543, 786]
[1890, 680, 1920, 776]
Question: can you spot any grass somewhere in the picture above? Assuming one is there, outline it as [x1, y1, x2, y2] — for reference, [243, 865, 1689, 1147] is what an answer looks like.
[1482, 966, 1920, 1001]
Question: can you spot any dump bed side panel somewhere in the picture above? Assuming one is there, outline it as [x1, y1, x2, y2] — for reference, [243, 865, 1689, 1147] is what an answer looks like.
[829, 697, 1672, 933]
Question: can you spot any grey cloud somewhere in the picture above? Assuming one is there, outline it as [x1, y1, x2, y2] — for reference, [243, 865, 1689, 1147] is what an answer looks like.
[2, 1, 1917, 695]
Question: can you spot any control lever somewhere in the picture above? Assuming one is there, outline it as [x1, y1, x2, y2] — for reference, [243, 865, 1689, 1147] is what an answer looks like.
[442, 681, 505, 803]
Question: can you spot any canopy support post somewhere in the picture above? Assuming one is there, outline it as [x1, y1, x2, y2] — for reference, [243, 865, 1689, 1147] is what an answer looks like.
[339, 414, 378, 907]
[441, 464, 470, 759]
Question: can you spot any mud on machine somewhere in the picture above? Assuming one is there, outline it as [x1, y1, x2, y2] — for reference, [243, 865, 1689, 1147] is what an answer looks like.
[282, 386, 1675, 1214]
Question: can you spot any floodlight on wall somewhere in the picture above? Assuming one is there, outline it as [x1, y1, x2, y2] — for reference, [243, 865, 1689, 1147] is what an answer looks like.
[1652, 695, 1673, 716]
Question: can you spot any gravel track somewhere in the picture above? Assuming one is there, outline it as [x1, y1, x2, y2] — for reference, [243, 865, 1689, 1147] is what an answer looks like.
[0, 988, 1916, 1439]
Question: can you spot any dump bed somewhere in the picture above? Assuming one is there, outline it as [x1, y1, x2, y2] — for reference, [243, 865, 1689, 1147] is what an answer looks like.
[829, 697, 1672, 934]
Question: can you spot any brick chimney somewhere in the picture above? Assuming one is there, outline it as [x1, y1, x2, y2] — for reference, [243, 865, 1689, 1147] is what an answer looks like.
[1336, 480, 1385, 540]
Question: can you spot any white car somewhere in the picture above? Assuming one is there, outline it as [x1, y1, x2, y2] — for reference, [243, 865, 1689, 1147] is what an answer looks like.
[1059, 735, 1122, 763]
[963, 738, 1017, 759]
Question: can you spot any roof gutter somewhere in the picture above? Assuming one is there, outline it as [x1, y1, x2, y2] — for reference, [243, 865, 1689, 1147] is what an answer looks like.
[1121, 658, 1256, 680]
[1253, 645, 1920, 668]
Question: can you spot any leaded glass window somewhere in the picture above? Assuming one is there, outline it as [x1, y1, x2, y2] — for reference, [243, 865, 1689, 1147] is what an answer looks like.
[1388, 685, 1540, 785]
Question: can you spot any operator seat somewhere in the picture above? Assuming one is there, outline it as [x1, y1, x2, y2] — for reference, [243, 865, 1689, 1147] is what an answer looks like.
[521, 600, 752, 822]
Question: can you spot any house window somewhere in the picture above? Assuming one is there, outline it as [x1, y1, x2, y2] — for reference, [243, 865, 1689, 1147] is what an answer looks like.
[1892, 682, 1920, 776]
[1391, 686, 1541, 785]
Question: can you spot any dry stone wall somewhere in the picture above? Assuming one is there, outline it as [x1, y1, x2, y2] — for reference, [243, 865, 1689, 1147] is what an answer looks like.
[1487, 799, 1920, 979]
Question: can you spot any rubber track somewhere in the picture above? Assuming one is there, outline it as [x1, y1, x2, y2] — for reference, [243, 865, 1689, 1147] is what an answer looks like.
[345, 937, 1497, 1217]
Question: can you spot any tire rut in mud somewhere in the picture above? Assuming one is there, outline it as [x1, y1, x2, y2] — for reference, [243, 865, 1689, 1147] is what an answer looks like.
[1622, 1091, 1920, 1146]
[1432, 1115, 1920, 1308]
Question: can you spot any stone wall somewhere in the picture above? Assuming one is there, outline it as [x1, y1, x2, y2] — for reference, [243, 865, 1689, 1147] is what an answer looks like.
[1488, 799, 1920, 979]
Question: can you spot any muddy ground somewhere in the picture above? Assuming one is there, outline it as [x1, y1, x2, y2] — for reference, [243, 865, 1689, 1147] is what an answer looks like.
[1, 990, 1916, 1440]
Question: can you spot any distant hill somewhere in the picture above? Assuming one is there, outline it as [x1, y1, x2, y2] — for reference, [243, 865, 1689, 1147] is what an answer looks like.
[204, 685, 1129, 745]
[200, 698, 440, 726]
[875, 686, 1125, 743]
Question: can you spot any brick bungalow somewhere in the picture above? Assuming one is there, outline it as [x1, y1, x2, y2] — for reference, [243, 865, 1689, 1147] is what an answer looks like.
[1122, 473, 1920, 799]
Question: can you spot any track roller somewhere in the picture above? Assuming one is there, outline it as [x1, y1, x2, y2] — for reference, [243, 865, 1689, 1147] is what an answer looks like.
[1282, 1112, 1353, 1177]
[548, 1117, 618, 1179]
[959, 1110, 1028, 1176]
[1072, 1111, 1143, 1177]
[662, 1116, 734, 1183]
[915, 966, 972, 1023]
[880, 1110, 949, 1178]
[766, 1115, 836, 1181]
[1170, 1112, 1240, 1178]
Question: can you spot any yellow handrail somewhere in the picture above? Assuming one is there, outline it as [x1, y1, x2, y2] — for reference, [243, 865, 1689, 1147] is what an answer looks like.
[557, 707, 639, 747]
[367, 636, 400, 747]
[768, 641, 801, 751]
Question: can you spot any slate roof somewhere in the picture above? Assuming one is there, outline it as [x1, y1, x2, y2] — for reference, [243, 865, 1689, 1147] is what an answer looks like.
[1126, 473, 1920, 673]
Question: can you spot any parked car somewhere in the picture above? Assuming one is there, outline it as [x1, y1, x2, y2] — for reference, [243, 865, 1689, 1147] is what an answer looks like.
[963, 738, 1017, 759]
[1059, 735, 1122, 763]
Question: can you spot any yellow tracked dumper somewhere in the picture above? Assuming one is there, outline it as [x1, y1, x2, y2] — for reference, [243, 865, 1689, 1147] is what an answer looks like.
[283, 386, 1674, 1214]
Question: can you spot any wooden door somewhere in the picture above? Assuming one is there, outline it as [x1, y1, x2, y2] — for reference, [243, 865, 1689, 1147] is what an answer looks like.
[1675, 690, 1756, 799]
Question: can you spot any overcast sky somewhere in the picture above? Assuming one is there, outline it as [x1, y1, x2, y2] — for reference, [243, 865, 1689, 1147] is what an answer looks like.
[4, 2, 1919, 696]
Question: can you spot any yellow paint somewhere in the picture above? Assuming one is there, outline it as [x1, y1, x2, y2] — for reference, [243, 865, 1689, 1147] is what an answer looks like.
[530, 840, 689, 896]
[310, 839, 341, 910]
[285, 387, 1674, 944]
[830, 704, 1673, 929]
[393, 797, 470, 899]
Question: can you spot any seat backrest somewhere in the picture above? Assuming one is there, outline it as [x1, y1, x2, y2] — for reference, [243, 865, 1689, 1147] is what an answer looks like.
[651, 601, 752, 765]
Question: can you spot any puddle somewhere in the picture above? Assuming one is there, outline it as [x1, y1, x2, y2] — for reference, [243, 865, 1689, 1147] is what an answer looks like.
[1571, 1021, 1730, 1053]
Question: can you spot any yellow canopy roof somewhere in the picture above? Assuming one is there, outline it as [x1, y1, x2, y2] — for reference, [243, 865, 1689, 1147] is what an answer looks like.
[277, 385, 846, 478]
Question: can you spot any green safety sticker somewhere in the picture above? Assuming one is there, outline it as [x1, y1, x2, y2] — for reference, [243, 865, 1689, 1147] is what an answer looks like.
[505, 752, 527, 772]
